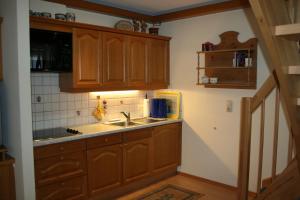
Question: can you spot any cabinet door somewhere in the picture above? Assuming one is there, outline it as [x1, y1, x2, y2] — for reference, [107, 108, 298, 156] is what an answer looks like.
[103, 32, 127, 87]
[123, 138, 151, 183]
[87, 144, 122, 197]
[36, 176, 87, 200]
[148, 39, 169, 89]
[35, 151, 87, 187]
[127, 36, 147, 88]
[152, 123, 181, 173]
[73, 28, 102, 88]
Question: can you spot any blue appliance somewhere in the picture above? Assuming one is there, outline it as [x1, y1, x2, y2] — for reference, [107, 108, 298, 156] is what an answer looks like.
[150, 98, 167, 118]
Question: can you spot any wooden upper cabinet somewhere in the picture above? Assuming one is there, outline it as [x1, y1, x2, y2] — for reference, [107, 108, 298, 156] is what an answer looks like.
[87, 144, 122, 197]
[127, 36, 147, 88]
[148, 39, 169, 89]
[123, 138, 151, 183]
[103, 32, 127, 88]
[152, 123, 181, 173]
[30, 17, 171, 91]
[73, 28, 102, 88]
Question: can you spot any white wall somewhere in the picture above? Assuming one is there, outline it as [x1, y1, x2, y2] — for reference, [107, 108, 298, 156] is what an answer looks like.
[0, 0, 35, 199]
[160, 9, 290, 191]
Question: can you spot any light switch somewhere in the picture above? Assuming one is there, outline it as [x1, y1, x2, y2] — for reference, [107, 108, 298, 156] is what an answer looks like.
[226, 100, 233, 112]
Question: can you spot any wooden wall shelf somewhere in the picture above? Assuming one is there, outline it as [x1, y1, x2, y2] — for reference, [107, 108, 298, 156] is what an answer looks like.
[196, 31, 257, 89]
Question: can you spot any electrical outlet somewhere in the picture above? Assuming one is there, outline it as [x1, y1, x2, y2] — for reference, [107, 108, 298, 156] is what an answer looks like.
[226, 100, 233, 112]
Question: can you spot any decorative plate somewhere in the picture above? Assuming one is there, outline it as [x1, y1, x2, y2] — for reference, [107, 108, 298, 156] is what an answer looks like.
[114, 20, 134, 31]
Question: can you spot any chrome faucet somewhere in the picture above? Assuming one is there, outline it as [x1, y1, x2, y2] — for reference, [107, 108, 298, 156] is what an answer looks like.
[121, 112, 131, 125]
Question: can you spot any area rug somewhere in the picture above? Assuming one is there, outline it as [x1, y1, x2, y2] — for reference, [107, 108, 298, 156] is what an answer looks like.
[134, 184, 205, 200]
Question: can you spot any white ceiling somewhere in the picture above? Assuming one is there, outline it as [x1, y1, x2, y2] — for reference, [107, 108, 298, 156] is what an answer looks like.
[86, 0, 230, 15]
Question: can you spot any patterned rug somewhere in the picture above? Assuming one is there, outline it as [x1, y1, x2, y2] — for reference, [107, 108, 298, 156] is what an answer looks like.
[134, 184, 205, 200]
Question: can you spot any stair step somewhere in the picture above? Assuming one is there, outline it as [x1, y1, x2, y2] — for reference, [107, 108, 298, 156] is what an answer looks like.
[288, 65, 300, 74]
[274, 23, 300, 40]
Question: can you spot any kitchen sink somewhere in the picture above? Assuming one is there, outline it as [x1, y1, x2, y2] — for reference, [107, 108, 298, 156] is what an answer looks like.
[132, 118, 167, 124]
[108, 118, 167, 127]
[108, 121, 140, 127]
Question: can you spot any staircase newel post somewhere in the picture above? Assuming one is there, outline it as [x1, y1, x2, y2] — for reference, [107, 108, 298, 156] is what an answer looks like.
[237, 97, 253, 200]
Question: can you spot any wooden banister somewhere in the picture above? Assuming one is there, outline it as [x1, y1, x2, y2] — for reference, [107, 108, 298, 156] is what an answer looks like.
[272, 89, 280, 181]
[251, 75, 276, 112]
[288, 131, 295, 164]
[257, 99, 265, 194]
[237, 97, 253, 200]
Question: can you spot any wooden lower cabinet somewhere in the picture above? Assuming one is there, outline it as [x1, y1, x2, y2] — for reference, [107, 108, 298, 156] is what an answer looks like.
[123, 138, 151, 183]
[152, 123, 181, 173]
[87, 144, 122, 197]
[36, 176, 87, 200]
[0, 155, 16, 200]
[34, 123, 182, 200]
[35, 151, 87, 187]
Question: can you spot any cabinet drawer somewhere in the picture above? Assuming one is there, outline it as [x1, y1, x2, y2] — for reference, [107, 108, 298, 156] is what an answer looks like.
[34, 140, 86, 160]
[35, 151, 87, 187]
[36, 176, 87, 200]
[87, 133, 122, 149]
[123, 128, 152, 143]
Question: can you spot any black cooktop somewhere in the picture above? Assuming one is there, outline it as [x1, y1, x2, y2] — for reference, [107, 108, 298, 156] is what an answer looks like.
[33, 127, 82, 141]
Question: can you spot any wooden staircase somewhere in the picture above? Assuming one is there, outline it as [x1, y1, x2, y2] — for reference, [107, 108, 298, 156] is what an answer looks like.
[237, 0, 300, 199]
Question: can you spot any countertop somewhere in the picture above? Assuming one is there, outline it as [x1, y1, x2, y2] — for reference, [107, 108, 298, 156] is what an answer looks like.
[33, 119, 182, 147]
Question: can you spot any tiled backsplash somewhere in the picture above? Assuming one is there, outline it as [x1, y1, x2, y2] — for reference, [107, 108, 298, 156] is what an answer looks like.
[31, 73, 146, 130]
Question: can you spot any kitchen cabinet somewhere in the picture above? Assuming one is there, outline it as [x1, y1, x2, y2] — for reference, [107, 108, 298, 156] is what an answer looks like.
[127, 36, 148, 88]
[152, 123, 181, 173]
[73, 28, 102, 88]
[87, 144, 122, 197]
[103, 32, 127, 88]
[35, 151, 87, 187]
[34, 140, 87, 200]
[33, 122, 182, 200]
[36, 176, 87, 200]
[30, 17, 170, 92]
[148, 39, 169, 89]
[0, 151, 15, 200]
[123, 129, 152, 183]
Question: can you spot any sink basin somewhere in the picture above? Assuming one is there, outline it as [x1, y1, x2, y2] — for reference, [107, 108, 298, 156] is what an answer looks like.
[132, 118, 167, 124]
[109, 121, 140, 127]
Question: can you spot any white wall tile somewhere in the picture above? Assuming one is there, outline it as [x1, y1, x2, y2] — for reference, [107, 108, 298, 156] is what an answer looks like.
[44, 103, 52, 112]
[31, 73, 145, 129]
[60, 93, 68, 102]
[51, 94, 60, 102]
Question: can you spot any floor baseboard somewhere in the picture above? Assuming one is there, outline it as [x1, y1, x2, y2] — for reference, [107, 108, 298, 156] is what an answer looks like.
[177, 172, 256, 198]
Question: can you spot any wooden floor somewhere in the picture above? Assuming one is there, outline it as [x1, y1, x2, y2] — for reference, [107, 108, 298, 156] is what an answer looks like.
[118, 174, 239, 200]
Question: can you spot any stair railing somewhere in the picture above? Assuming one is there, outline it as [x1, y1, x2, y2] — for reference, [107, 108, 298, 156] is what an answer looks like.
[237, 74, 296, 200]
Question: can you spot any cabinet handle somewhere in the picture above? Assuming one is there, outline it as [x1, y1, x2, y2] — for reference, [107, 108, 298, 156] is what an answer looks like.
[61, 182, 65, 186]
[104, 138, 108, 142]
[60, 156, 64, 160]
[60, 147, 64, 151]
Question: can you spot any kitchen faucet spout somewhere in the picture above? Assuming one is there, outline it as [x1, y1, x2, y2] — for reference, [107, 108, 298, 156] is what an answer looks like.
[121, 112, 131, 124]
